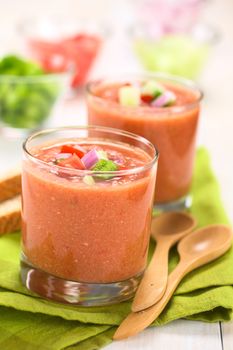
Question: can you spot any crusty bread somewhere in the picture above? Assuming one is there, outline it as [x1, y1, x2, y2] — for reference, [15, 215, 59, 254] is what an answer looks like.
[0, 195, 21, 235]
[0, 167, 21, 203]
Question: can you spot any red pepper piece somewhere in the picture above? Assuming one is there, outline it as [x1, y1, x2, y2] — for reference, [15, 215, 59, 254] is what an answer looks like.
[117, 165, 128, 171]
[61, 144, 86, 158]
[58, 154, 85, 170]
[141, 94, 154, 103]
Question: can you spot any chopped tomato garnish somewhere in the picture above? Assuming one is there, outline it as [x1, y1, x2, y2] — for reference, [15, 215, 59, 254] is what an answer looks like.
[117, 165, 128, 171]
[61, 144, 86, 158]
[141, 94, 154, 103]
[58, 154, 85, 170]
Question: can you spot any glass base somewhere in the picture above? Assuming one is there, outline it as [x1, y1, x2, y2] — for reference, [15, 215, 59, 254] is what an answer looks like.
[20, 253, 143, 306]
[154, 195, 192, 214]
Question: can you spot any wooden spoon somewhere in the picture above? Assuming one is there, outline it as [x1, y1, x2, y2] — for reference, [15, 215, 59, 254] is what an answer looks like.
[132, 211, 197, 312]
[114, 224, 232, 340]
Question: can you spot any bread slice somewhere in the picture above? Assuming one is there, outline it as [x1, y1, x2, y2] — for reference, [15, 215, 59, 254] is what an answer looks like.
[0, 195, 21, 235]
[0, 168, 21, 203]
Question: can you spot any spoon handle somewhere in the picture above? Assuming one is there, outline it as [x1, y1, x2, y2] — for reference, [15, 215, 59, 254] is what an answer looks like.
[114, 261, 189, 340]
[132, 239, 171, 312]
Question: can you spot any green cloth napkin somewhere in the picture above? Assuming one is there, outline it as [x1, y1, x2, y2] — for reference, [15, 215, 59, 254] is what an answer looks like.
[0, 147, 232, 350]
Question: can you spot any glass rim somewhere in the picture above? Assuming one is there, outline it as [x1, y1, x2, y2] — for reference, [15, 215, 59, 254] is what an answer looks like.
[17, 16, 112, 40]
[127, 21, 220, 46]
[0, 70, 71, 83]
[23, 125, 159, 176]
[86, 72, 203, 114]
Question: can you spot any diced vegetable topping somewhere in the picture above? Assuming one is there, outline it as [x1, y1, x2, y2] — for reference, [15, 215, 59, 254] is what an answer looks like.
[141, 80, 164, 99]
[55, 153, 71, 164]
[61, 144, 86, 158]
[151, 90, 176, 107]
[140, 94, 154, 103]
[118, 79, 176, 107]
[92, 159, 118, 179]
[92, 159, 118, 172]
[118, 86, 141, 107]
[51, 144, 122, 180]
[83, 175, 95, 185]
[58, 154, 85, 170]
[97, 150, 108, 160]
[82, 149, 100, 169]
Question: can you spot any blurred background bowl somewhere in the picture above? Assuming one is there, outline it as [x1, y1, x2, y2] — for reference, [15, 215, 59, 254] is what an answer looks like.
[18, 16, 110, 89]
[0, 55, 70, 138]
[129, 21, 219, 80]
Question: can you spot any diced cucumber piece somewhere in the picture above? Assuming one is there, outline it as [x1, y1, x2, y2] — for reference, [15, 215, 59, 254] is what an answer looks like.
[141, 80, 164, 98]
[97, 150, 108, 160]
[83, 175, 95, 185]
[92, 159, 118, 180]
[118, 86, 141, 107]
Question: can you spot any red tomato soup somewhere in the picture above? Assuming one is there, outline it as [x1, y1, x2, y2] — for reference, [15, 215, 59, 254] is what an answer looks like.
[22, 133, 157, 283]
[87, 76, 202, 204]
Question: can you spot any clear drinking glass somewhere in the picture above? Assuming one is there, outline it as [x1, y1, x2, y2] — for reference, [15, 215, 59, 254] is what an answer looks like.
[87, 74, 203, 211]
[21, 126, 158, 306]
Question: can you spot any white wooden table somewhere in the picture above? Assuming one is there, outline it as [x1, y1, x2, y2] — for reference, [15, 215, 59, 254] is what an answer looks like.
[0, 0, 232, 349]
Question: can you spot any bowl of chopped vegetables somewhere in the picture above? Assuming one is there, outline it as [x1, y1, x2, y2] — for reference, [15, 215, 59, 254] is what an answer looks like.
[18, 16, 109, 89]
[129, 22, 219, 79]
[0, 54, 70, 137]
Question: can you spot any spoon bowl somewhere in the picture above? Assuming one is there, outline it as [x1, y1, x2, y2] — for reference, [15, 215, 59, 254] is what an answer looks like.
[178, 224, 233, 269]
[151, 211, 197, 238]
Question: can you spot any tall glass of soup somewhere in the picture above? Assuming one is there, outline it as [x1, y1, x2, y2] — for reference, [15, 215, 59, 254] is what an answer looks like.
[87, 74, 203, 211]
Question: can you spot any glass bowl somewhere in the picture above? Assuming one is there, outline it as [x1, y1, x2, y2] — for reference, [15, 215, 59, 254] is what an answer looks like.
[129, 21, 220, 79]
[18, 16, 110, 89]
[0, 70, 70, 138]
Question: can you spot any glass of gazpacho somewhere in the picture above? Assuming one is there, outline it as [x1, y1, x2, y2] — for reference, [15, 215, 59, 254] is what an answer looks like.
[87, 74, 203, 211]
[21, 126, 158, 306]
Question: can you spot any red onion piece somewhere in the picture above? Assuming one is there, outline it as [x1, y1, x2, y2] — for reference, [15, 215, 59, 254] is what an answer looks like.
[151, 91, 176, 107]
[82, 149, 100, 169]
